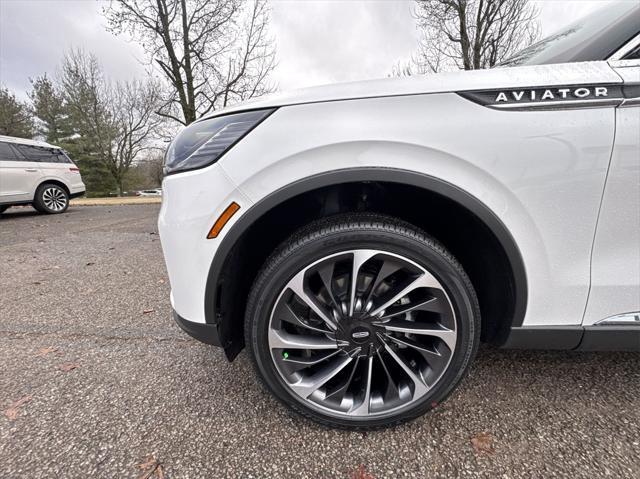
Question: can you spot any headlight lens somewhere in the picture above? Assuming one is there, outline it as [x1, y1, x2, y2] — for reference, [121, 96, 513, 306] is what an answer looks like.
[164, 108, 275, 174]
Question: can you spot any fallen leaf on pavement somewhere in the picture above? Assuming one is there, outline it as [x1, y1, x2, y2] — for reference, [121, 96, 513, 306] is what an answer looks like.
[4, 395, 32, 420]
[86, 262, 95, 266]
[158, 279, 165, 284]
[143, 309, 155, 314]
[137, 455, 164, 479]
[351, 465, 375, 479]
[59, 362, 80, 372]
[471, 432, 495, 455]
[137, 456, 157, 470]
[36, 346, 58, 357]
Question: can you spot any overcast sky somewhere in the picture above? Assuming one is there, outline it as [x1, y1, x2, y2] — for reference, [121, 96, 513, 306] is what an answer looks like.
[0, 0, 618, 101]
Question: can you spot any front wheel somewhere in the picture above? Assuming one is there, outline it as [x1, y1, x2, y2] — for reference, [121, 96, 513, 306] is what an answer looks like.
[33, 183, 69, 214]
[245, 213, 480, 429]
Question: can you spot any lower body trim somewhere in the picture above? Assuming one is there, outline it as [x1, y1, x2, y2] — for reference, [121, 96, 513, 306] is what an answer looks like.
[173, 309, 222, 346]
[502, 325, 640, 351]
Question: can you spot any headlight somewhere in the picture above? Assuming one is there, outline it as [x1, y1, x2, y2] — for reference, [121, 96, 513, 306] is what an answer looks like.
[164, 108, 275, 175]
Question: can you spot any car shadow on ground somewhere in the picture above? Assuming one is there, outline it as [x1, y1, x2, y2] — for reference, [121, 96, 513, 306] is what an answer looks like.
[0, 206, 82, 220]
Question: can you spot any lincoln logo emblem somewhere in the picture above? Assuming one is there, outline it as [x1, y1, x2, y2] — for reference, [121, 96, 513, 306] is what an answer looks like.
[495, 86, 608, 103]
[352, 331, 370, 339]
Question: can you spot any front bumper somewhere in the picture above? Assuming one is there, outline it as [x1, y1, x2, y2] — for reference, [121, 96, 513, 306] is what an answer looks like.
[173, 309, 221, 346]
[158, 162, 251, 325]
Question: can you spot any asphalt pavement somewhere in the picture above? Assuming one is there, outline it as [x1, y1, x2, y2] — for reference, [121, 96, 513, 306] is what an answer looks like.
[1, 204, 638, 478]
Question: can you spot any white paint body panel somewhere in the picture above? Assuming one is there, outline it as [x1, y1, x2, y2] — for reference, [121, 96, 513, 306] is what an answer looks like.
[584, 63, 640, 325]
[158, 163, 252, 322]
[0, 160, 43, 202]
[158, 61, 637, 329]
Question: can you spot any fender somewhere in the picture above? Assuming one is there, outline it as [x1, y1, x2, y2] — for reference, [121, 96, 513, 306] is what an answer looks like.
[204, 167, 529, 353]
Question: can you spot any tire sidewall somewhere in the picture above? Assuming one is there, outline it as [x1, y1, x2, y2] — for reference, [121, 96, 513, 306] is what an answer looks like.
[246, 221, 480, 428]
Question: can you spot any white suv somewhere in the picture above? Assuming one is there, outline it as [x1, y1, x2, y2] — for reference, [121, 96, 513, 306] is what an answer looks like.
[159, 3, 639, 429]
[0, 136, 86, 215]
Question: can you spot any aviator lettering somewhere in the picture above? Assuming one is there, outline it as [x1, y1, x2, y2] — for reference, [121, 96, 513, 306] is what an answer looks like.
[495, 87, 608, 103]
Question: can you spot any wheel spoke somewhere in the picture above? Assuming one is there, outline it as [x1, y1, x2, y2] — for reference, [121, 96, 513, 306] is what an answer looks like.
[376, 349, 400, 401]
[269, 329, 338, 350]
[382, 340, 429, 397]
[286, 270, 337, 331]
[349, 250, 378, 316]
[364, 258, 402, 304]
[324, 356, 360, 404]
[316, 262, 341, 310]
[282, 350, 342, 373]
[277, 302, 332, 334]
[290, 355, 353, 398]
[380, 296, 444, 318]
[369, 272, 442, 317]
[350, 355, 373, 415]
[382, 333, 442, 358]
[376, 319, 456, 350]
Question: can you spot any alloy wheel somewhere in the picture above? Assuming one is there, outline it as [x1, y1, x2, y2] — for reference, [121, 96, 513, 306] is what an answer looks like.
[42, 187, 67, 212]
[268, 249, 457, 419]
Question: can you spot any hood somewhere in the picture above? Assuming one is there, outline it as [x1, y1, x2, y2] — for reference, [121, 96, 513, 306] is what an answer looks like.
[205, 62, 621, 118]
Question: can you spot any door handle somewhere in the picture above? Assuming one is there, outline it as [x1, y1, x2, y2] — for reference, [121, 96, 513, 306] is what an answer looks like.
[25, 169, 38, 172]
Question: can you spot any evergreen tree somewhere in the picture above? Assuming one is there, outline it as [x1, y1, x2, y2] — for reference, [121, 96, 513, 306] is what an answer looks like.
[0, 87, 34, 138]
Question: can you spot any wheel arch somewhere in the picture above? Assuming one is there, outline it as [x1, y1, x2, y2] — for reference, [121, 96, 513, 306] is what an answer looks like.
[205, 168, 528, 359]
[36, 178, 71, 197]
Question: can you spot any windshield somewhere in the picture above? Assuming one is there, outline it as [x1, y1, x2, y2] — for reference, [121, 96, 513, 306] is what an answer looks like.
[501, 2, 640, 66]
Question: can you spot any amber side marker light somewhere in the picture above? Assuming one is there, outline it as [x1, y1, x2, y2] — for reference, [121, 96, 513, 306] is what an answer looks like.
[207, 202, 241, 239]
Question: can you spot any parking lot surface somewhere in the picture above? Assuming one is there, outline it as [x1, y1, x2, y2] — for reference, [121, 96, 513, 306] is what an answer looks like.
[1, 204, 638, 478]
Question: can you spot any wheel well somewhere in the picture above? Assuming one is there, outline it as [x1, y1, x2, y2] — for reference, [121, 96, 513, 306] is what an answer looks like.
[36, 180, 70, 197]
[215, 181, 522, 359]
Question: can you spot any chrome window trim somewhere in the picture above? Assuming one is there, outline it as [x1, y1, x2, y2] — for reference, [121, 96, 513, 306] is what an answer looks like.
[609, 59, 640, 68]
[608, 32, 640, 61]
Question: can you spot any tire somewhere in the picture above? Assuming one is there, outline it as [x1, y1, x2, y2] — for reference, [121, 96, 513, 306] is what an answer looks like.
[33, 183, 69, 214]
[245, 213, 480, 429]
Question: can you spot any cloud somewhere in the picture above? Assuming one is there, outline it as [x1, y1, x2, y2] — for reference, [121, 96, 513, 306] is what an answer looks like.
[0, 0, 620, 101]
[271, 0, 419, 89]
[0, 0, 146, 99]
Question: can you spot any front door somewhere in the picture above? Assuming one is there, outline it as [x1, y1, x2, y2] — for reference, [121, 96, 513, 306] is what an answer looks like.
[584, 59, 640, 328]
[0, 141, 42, 203]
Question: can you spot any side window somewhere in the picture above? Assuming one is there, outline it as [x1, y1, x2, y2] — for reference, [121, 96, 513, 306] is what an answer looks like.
[623, 44, 640, 60]
[12, 144, 58, 163]
[57, 152, 72, 163]
[0, 142, 19, 161]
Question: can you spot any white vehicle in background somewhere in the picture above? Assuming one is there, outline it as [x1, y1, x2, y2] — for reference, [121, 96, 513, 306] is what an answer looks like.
[136, 188, 162, 197]
[0, 136, 85, 215]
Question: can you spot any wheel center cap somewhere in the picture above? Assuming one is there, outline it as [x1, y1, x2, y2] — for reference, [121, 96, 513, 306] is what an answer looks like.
[350, 326, 371, 343]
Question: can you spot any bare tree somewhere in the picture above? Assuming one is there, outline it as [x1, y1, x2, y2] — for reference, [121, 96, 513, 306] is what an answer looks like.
[104, 0, 276, 125]
[410, 0, 540, 73]
[60, 49, 164, 195]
